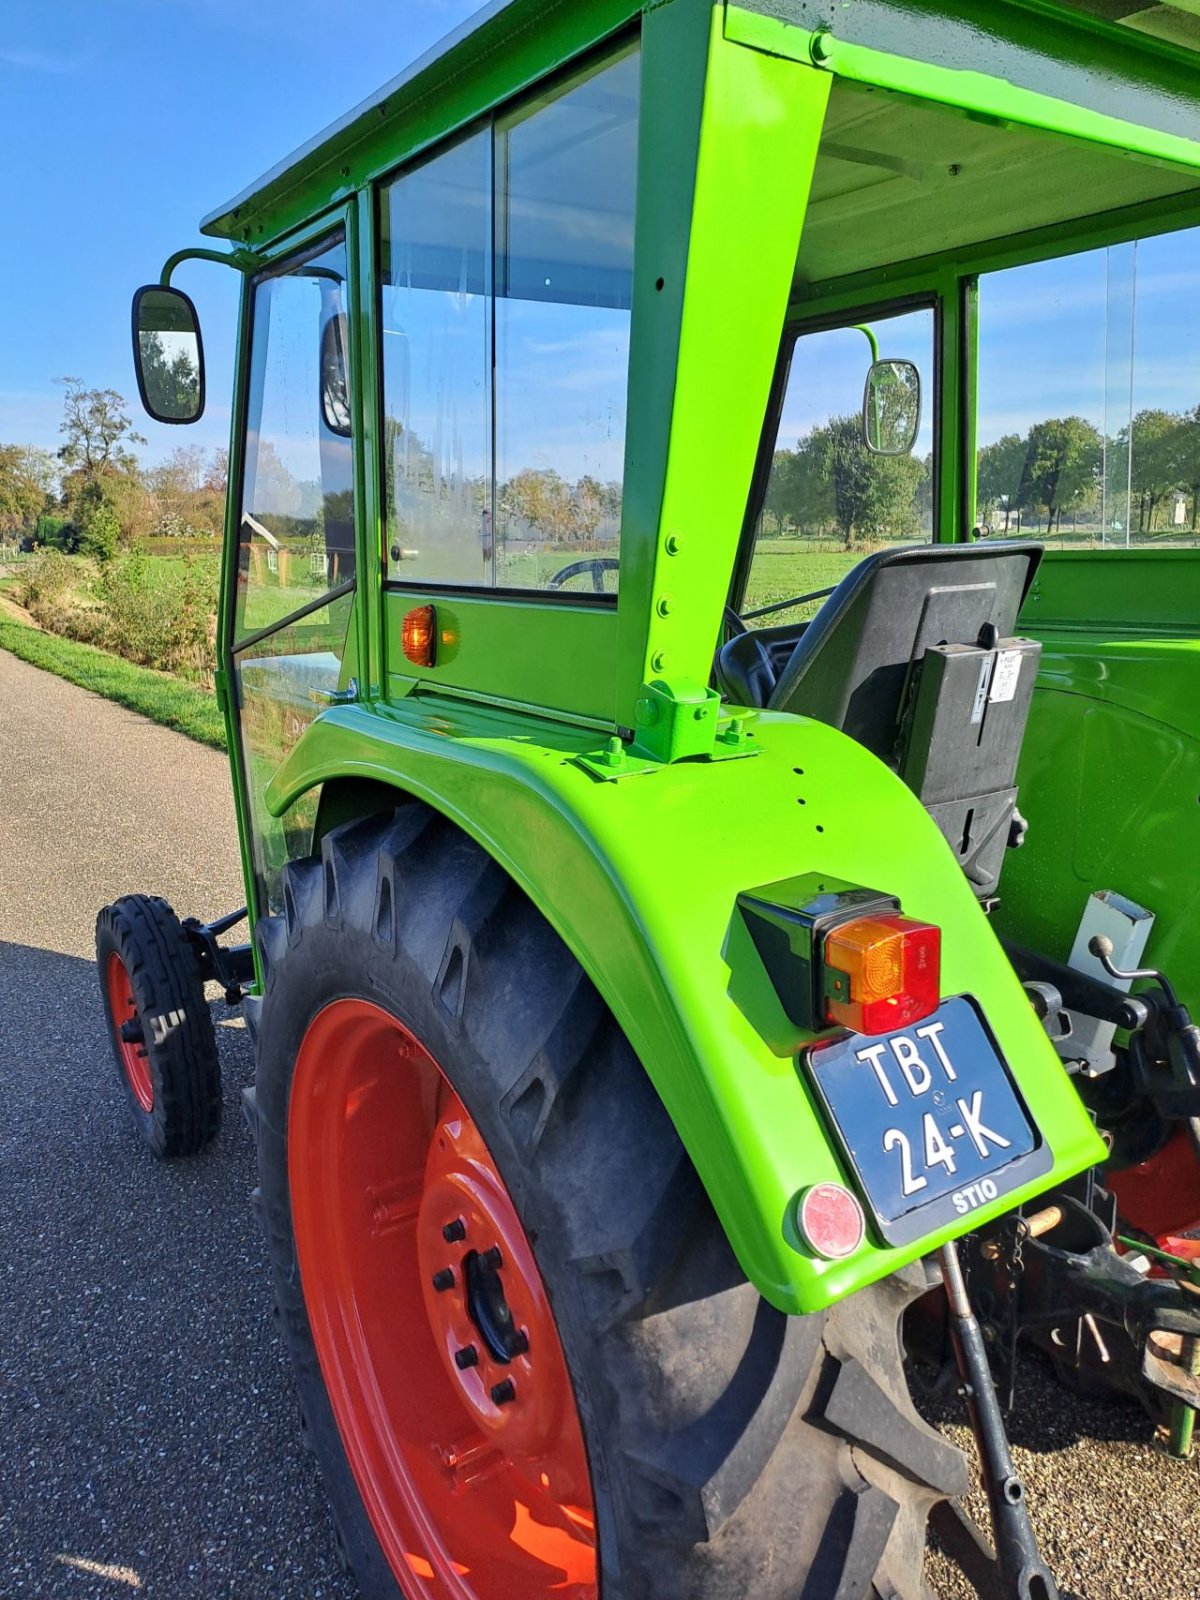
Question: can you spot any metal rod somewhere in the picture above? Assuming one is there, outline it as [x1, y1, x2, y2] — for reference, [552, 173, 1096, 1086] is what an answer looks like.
[1169, 1335, 1200, 1458]
[938, 1242, 1061, 1600]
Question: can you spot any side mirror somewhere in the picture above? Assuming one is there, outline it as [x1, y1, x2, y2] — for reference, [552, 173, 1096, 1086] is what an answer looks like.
[131, 285, 205, 424]
[862, 359, 921, 456]
[320, 312, 351, 436]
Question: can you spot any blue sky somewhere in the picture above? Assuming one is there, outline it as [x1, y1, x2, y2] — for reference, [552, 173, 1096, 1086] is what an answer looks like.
[3, 2, 1198, 474]
[0, 0, 480, 465]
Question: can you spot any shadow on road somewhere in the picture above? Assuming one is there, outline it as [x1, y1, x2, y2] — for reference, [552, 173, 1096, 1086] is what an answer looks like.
[0, 940, 354, 1600]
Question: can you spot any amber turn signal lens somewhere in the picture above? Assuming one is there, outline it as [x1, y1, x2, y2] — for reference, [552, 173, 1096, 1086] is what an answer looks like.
[401, 604, 437, 667]
[822, 913, 940, 1036]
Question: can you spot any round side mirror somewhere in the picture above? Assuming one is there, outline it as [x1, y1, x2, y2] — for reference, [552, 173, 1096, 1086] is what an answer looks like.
[132, 285, 205, 424]
[862, 358, 921, 456]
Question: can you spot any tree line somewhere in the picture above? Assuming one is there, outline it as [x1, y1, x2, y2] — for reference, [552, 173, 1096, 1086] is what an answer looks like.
[0, 380, 226, 560]
[765, 406, 1200, 546]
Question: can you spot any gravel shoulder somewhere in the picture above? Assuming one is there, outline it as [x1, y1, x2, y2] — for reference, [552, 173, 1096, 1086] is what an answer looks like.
[2, 645, 1199, 1600]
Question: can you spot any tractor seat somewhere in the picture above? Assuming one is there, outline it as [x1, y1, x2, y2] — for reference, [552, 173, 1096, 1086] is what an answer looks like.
[722, 541, 1044, 896]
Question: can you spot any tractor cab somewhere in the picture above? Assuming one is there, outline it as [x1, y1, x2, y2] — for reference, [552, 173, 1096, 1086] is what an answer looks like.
[112, 5, 1200, 1597]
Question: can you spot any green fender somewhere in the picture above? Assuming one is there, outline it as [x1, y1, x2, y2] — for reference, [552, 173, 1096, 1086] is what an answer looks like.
[266, 695, 1104, 1313]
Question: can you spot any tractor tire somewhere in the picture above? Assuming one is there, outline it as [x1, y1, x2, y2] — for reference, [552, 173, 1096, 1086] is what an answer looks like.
[251, 805, 973, 1600]
[96, 893, 221, 1157]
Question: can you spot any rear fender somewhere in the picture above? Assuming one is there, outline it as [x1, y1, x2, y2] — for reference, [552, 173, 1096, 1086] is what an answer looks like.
[266, 697, 1103, 1313]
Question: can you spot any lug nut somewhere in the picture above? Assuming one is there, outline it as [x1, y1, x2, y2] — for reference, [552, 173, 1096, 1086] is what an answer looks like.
[490, 1379, 516, 1406]
[509, 1330, 529, 1357]
[431, 1268, 455, 1292]
[442, 1218, 466, 1243]
[481, 1246, 503, 1270]
[454, 1344, 479, 1370]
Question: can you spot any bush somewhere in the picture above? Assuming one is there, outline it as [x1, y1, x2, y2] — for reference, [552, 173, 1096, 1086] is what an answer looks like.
[17, 550, 80, 612]
[75, 480, 121, 562]
[98, 551, 218, 680]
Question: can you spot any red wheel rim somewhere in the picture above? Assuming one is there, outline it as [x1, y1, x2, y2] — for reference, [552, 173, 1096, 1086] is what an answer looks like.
[288, 999, 597, 1599]
[106, 952, 153, 1113]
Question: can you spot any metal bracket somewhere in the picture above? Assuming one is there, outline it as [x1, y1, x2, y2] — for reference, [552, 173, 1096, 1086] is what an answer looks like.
[576, 699, 761, 782]
[181, 906, 255, 1005]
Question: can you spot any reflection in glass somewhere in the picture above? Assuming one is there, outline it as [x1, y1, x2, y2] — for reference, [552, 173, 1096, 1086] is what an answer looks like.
[976, 228, 1200, 547]
[135, 287, 203, 423]
[746, 309, 935, 627]
[236, 589, 355, 912]
[494, 48, 638, 590]
[236, 237, 355, 641]
[379, 46, 639, 595]
[380, 133, 492, 587]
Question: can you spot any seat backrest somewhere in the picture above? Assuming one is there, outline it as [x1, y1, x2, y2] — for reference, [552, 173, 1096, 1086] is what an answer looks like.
[767, 540, 1042, 751]
[714, 622, 807, 709]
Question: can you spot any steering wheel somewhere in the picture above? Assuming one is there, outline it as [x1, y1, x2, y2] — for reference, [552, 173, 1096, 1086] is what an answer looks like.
[547, 557, 620, 594]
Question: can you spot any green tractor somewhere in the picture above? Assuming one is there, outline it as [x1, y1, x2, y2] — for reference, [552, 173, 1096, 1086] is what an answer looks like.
[98, 2, 1200, 1595]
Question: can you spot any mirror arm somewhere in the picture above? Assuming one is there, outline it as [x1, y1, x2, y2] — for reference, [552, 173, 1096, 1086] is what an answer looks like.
[851, 323, 879, 362]
[159, 245, 260, 287]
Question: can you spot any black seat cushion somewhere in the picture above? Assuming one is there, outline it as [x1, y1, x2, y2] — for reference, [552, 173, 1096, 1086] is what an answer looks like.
[715, 622, 810, 709]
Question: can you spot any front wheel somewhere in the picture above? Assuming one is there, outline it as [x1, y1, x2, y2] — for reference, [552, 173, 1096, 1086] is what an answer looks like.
[96, 893, 221, 1157]
[252, 806, 972, 1599]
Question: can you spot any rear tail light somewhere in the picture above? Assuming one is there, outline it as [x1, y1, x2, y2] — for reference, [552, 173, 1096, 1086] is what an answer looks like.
[822, 913, 940, 1035]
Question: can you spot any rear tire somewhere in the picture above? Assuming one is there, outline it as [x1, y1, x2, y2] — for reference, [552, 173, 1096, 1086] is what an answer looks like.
[252, 806, 971, 1600]
[96, 894, 221, 1157]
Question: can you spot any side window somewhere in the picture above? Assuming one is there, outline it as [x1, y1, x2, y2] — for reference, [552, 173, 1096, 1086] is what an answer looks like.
[232, 233, 357, 914]
[744, 307, 934, 626]
[976, 229, 1200, 546]
[236, 237, 355, 642]
[379, 45, 638, 596]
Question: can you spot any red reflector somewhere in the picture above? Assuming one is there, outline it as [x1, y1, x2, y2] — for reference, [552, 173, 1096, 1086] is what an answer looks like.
[822, 914, 940, 1035]
[797, 1182, 865, 1261]
[401, 604, 437, 667]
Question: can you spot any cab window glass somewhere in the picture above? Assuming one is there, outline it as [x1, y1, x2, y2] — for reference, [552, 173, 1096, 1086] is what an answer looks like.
[236, 237, 355, 642]
[379, 45, 638, 597]
[744, 306, 935, 627]
[975, 229, 1200, 546]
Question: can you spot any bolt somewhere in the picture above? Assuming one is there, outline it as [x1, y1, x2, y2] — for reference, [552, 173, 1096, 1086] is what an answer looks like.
[509, 1330, 529, 1357]
[665, 532, 683, 556]
[656, 594, 673, 618]
[454, 1345, 479, 1370]
[601, 735, 625, 770]
[490, 1379, 516, 1406]
[119, 1019, 145, 1045]
[481, 1246, 503, 1271]
[650, 650, 668, 673]
[442, 1218, 466, 1243]
[431, 1268, 455, 1292]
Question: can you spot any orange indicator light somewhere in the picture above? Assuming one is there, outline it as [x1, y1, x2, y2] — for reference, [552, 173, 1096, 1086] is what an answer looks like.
[401, 604, 437, 668]
[822, 914, 940, 1035]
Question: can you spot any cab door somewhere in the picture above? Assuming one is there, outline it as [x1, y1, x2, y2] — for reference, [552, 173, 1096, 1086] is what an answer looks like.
[227, 229, 359, 916]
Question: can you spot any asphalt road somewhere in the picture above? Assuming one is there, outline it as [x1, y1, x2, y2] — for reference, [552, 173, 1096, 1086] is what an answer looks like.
[2, 646, 1199, 1600]
[0, 650, 355, 1600]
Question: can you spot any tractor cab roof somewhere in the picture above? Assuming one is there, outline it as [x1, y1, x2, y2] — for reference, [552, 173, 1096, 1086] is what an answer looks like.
[202, 0, 1200, 264]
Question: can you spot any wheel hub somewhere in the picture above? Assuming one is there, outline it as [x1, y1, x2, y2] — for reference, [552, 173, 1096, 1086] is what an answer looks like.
[417, 1098, 568, 1471]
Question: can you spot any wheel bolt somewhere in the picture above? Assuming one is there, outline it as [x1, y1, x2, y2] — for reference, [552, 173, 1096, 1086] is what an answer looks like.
[431, 1268, 455, 1292]
[481, 1246, 503, 1270]
[442, 1218, 466, 1243]
[490, 1379, 516, 1406]
[454, 1344, 479, 1370]
[509, 1330, 529, 1357]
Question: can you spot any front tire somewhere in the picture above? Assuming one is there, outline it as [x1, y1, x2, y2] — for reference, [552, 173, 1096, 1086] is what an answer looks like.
[252, 806, 970, 1600]
[96, 893, 221, 1157]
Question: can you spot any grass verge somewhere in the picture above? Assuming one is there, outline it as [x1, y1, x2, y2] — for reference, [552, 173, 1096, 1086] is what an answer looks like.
[0, 616, 226, 750]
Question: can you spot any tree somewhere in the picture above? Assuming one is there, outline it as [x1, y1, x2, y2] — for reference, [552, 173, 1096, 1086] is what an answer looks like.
[977, 434, 1027, 531]
[764, 443, 835, 535]
[1017, 416, 1101, 531]
[1175, 407, 1200, 533]
[1123, 409, 1185, 532]
[810, 415, 924, 546]
[74, 478, 121, 561]
[0, 444, 55, 534]
[57, 379, 145, 481]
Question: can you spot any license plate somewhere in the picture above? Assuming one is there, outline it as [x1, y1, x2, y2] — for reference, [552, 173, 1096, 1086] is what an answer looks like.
[803, 996, 1053, 1247]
